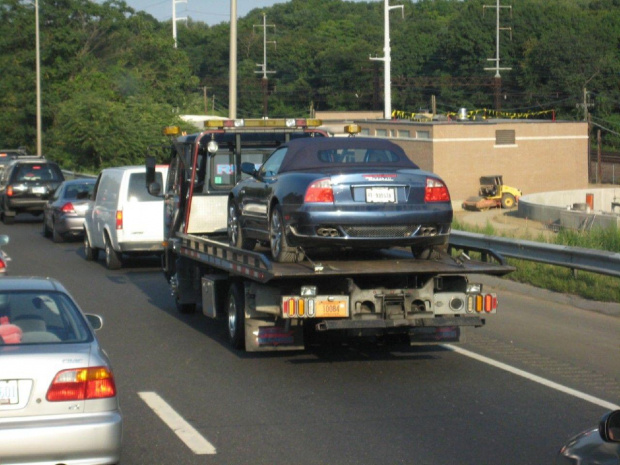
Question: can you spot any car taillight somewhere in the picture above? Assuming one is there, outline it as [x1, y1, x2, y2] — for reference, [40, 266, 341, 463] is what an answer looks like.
[424, 178, 450, 202]
[116, 210, 122, 230]
[304, 178, 334, 203]
[6, 185, 13, 197]
[61, 202, 75, 213]
[46, 367, 117, 401]
[0, 258, 6, 273]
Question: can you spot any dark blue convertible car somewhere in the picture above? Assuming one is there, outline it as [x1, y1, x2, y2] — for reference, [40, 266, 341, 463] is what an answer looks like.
[227, 137, 453, 262]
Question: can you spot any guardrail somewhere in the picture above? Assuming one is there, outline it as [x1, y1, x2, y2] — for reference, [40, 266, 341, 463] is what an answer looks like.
[449, 230, 620, 278]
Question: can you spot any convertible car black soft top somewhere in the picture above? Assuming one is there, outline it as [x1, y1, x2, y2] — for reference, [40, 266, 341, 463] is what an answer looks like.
[278, 137, 420, 173]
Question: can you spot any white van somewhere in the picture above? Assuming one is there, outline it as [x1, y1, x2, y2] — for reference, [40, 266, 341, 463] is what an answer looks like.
[83, 165, 168, 269]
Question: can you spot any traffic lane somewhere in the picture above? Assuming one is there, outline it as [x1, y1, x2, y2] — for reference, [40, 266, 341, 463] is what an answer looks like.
[0, 221, 613, 464]
[461, 282, 620, 406]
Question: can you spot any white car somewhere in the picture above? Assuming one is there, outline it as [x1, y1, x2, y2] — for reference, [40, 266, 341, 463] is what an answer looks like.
[83, 165, 168, 269]
[0, 277, 122, 464]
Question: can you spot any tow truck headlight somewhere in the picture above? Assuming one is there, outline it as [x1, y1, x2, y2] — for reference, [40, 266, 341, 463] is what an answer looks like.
[234, 119, 245, 127]
[285, 119, 296, 128]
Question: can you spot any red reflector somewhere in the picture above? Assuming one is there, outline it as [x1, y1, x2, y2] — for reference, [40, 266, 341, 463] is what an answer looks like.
[484, 294, 493, 312]
[6, 186, 13, 197]
[61, 202, 75, 213]
[304, 178, 333, 203]
[46, 367, 117, 401]
[424, 177, 450, 202]
[115, 210, 122, 230]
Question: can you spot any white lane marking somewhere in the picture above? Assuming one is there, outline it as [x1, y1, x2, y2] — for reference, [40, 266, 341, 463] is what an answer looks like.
[139, 391, 217, 455]
[443, 344, 620, 411]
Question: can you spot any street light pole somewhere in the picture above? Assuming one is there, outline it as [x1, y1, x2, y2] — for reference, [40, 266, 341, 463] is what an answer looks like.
[35, 0, 42, 156]
[369, 0, 403, 120]
[229, 0, 237, 119]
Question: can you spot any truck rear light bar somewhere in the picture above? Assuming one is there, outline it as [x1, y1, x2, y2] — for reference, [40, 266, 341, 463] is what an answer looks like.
[467, 293, 497, 313]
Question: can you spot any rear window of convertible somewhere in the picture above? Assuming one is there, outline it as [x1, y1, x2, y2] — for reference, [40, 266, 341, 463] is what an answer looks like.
[317, 148, 402, 164]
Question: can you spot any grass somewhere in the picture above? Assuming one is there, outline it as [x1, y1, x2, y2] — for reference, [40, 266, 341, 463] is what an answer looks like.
[451, 219, 620, 304]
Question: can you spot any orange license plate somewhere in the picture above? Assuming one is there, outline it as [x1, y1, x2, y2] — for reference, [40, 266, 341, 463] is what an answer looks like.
[315, 300, 348, 318]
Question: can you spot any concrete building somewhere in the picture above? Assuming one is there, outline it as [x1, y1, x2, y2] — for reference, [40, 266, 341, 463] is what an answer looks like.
[352, 119, 590, 207]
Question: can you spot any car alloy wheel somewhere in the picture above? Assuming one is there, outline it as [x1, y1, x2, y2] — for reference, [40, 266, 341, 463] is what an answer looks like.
[269, 205, 302, 263]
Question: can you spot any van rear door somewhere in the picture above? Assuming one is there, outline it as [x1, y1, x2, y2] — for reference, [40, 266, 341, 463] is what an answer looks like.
[118, 169, 166, 246]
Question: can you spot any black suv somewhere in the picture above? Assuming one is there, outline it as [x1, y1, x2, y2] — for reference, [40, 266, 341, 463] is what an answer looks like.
[0, 158, 65, 224]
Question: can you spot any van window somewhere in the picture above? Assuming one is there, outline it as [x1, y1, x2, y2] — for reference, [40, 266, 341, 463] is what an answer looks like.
[127, 172, 163, 202]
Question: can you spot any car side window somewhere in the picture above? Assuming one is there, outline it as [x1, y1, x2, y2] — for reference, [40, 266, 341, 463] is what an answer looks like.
[259, 148, 287, 178]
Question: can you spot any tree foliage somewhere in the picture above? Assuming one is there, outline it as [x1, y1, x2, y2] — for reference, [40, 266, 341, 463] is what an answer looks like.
[1, 0, 620, 169]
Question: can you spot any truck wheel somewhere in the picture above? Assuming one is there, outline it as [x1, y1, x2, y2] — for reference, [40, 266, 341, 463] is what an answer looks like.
[227, 200, 256, 250]
[227, 283, 245, 350]
[501, 193, 516, 209]
[270, 205, 303, 263]
[104, 236, 122, 270]
[84, 231, 99, 261]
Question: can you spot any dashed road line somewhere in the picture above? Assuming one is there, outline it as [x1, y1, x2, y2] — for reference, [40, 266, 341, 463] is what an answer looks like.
[139, 391, 217, 455]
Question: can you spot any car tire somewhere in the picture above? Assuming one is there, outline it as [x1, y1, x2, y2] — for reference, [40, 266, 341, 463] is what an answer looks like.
[52, 221, 64, 243]
[269, 205, 303, 263]
[501, 193, 516, 209]
[42, 218, 52, 238]
[104, 236, 122, 270]
[84, 231, 99, 261]
[227, 282, 245, 350]
[227, 200, 256, 250]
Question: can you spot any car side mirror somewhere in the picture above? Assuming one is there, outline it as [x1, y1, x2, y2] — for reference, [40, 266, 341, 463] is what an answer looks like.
[599, 410, 620, 443]
[85, 314, 103, 331]
[240, 162, 258, 177]
[148, 182, 162, 196]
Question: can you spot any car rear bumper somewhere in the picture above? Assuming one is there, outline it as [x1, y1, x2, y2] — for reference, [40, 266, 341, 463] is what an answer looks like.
[285, 207, 452, 248]
[0, 410, 122, 464]
[54, 216, 86, 236]
[5, 198, 47, 213]
[119, 241, 164, 253]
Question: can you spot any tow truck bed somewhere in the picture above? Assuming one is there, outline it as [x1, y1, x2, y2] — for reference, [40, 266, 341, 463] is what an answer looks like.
[175, 233, 514, 283]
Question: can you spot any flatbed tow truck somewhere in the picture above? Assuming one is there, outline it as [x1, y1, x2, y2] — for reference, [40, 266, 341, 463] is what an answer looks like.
[147, 118, 514, 352]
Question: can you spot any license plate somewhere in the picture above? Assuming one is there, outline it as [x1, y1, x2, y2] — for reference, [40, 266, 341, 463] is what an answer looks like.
[316, 300, 348, 318]
[32, 186, 46, 194]
[0, 380, 18, 405]
[366, 187, 396, 203]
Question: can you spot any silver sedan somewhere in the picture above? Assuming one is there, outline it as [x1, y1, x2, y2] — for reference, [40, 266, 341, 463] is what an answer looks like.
[0, 277, 122, 464]
[43, 178, 95, 243]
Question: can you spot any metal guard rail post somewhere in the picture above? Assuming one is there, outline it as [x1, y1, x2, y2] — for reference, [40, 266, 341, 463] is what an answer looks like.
[449, 230, 620, 278]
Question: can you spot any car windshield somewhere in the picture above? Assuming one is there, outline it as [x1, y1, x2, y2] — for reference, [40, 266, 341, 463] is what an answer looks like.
[0, 291, 92, 345]
[14, 164, 62, 182]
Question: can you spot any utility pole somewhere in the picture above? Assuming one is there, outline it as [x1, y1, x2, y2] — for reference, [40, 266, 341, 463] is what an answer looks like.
[254, 13, 276, 118]
[483, 0, 511, 112]
[203, 86, 211, 115]
[35, 0, 41, 156]
[172, 0, 187, 48]
[229, 0, 237, 119]
[370, 0, 403, 119]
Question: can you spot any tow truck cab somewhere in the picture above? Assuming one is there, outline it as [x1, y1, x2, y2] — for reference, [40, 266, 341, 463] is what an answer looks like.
[147, 118, 329, 275]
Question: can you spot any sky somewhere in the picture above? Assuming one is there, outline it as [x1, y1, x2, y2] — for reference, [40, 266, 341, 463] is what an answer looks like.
[122, 0, 370, 25]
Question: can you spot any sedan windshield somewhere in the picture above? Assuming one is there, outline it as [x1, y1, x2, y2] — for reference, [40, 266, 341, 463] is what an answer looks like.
[0, 291, 92, 344]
